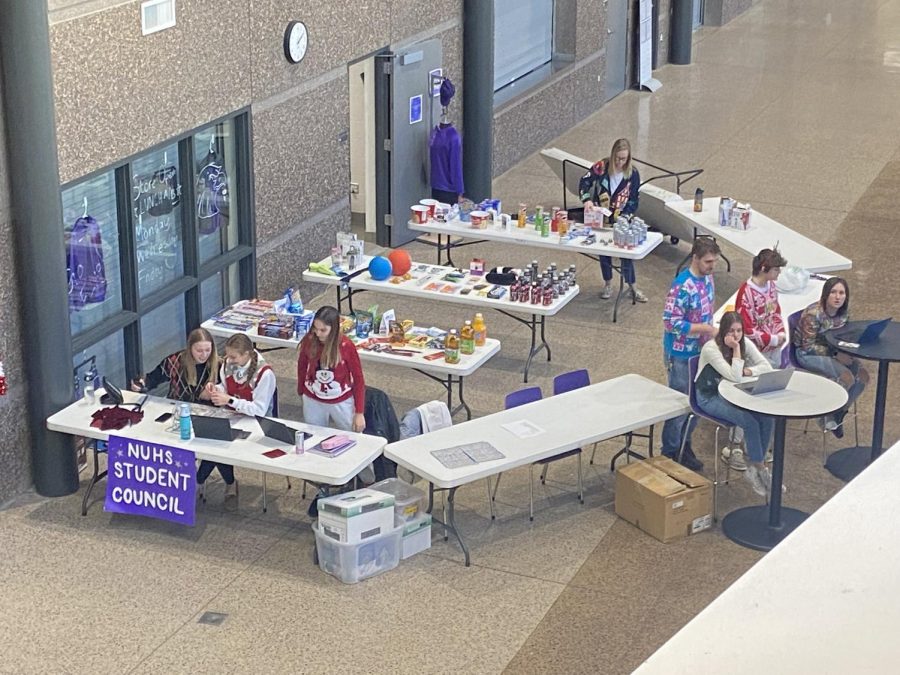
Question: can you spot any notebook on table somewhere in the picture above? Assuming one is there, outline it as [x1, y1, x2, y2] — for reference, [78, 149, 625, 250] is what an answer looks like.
[191, 415, 251, 441]
[734, 368, 794, 395]
[307, 434, 357, 458]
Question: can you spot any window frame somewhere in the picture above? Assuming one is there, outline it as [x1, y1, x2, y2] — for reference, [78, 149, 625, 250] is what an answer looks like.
[62, 109, 256, 378]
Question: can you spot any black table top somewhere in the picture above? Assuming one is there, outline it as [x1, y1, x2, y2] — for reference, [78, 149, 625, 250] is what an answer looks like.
[826, 321, 900, 363]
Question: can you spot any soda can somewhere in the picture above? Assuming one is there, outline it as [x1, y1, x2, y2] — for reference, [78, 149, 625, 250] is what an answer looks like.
[295, 430, 306, 454]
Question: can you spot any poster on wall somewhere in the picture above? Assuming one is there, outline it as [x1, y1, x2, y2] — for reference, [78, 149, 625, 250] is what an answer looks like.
[104, 435, 196, 526]
[638, 0, 662, 92]
[409, 94, 423, 124]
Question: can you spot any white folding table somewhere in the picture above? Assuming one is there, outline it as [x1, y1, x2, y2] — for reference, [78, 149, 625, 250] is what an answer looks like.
[202, 308, 500, 420]
[47, 391, 385, 516]
[303, 256, 579, 382]
[407, 217, 664, 322]
[666, 197, 852, 274]
[384, 374, 690, 565]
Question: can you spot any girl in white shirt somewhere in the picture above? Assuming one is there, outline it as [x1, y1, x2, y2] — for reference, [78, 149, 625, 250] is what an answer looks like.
[695, 312, 775, 497]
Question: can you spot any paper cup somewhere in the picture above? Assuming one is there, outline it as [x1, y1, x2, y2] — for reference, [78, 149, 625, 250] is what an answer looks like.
[411, 204, 429, 224]
[419, 198, 439, 218]
[469, 210, 489, 229]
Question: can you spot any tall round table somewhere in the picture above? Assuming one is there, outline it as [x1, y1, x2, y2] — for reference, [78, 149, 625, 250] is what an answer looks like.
[718, 371, 847, 551]
[824, 321, 900, 481]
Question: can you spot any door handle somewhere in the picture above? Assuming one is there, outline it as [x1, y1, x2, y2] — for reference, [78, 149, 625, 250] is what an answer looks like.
[607, 28, 614, 35]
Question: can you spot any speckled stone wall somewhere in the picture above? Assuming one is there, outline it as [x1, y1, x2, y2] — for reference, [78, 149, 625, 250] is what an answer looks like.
[50, 0, 252, 184]
[0, 75, 34, 505]
[252, 75, 351, 245]
[705, 0, 759, 26]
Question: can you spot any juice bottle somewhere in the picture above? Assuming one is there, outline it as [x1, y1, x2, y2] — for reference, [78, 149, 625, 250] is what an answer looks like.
[517, 204, 527, 228]
[460, 320, 475, 355]
[534, 205, 544, 232]
[444, 329, 460, 364]
[472, 312, 487, 346]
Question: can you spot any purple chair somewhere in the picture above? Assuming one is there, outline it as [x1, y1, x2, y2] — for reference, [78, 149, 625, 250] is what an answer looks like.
[491, 387, 547, 520]
[787, 310, 858, 461]
[514, 371, 587, 521]
[537, 369, 591, 485]
[676, 356, 735, 521]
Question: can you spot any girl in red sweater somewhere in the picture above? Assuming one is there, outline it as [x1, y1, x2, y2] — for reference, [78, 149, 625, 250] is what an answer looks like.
[297, 305, 366, 433]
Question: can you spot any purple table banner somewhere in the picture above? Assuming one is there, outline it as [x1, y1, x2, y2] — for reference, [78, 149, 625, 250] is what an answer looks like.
[104, 435, 196, 526]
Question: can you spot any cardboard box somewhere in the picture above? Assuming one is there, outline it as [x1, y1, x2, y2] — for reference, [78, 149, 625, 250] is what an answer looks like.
[317, 489, 396, 543]
[615, 456, 713, 543]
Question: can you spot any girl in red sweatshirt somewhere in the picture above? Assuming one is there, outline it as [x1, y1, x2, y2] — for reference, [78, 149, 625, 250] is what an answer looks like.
[297, 305, 366, 432]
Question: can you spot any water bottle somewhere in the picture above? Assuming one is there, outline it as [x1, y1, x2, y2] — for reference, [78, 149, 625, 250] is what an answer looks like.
[170, 402, 180, 431]
[83, 372, 96, 404]
[179, 403, 192, 440]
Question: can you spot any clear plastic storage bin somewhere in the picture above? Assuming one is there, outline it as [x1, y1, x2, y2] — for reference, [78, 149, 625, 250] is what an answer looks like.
[312, 521, 401, 584]
[370, 477, 427, 522]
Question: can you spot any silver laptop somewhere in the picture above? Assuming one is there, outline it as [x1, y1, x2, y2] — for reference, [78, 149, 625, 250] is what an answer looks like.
[734, 368, 795, 395]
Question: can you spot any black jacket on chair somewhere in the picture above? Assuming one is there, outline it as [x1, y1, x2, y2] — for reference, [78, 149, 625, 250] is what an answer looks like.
[363, 386, 400, 481]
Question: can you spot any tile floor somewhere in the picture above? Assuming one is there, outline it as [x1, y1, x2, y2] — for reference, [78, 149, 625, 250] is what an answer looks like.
[3, 1, 900, 672]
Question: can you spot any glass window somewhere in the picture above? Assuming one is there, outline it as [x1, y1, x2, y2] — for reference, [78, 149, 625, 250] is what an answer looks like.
[194, 120, 239, 264]
[72, 331, 126, 400]
[63, 171, 123, 335]
[139, 295, 187, 376]
[200, 263, 241, 319]
[131, 143, 184, 297]
[494, 0, 554, 91]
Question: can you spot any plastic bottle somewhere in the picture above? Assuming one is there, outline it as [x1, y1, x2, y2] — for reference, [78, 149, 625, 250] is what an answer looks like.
[460, 320, 475, 355]
[444, 329, 460, 364]
[517, 204, 527, 228]
[693, 187, 704, 212]
[534, 205, 544, 232]
[179, 402, 192, 440]
[472, 313, 487, 346]
[83, 372, 96, 404]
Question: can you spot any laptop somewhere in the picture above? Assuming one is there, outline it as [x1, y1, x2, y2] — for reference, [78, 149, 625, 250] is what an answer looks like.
[836, 318, 892, 345]
[191, 415, 251, 441]
[256, 415, 311, 445]
[735, 368, 795, 395]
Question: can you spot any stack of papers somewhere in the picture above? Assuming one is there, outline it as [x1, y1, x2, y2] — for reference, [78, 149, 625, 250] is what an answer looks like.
[431, 442, 504, 469]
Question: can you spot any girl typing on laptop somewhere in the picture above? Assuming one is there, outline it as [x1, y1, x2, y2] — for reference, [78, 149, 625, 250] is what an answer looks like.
[695, 312, 775, 497]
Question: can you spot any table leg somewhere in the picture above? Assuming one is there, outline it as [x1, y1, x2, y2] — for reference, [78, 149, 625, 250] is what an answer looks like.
[81, 440, 108, 516]
[493, 310, 551, 383]
[825, 361, 889, 482]
[722, 416, 809, 551]
[612, 262, 627, 323]
[412, 371, 471, 420]
[450, 375, 472, 420]
[426, 484, 471, 566]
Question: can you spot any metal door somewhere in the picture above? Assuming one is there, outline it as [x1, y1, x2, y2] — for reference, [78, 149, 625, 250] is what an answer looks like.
[604, 0, 628, 102]
[373, 39, 443, 247]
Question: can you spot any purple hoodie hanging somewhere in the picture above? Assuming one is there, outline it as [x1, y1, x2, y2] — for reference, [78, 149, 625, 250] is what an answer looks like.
[66, 215, 108, 311]
[196, 158, 229, 235]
